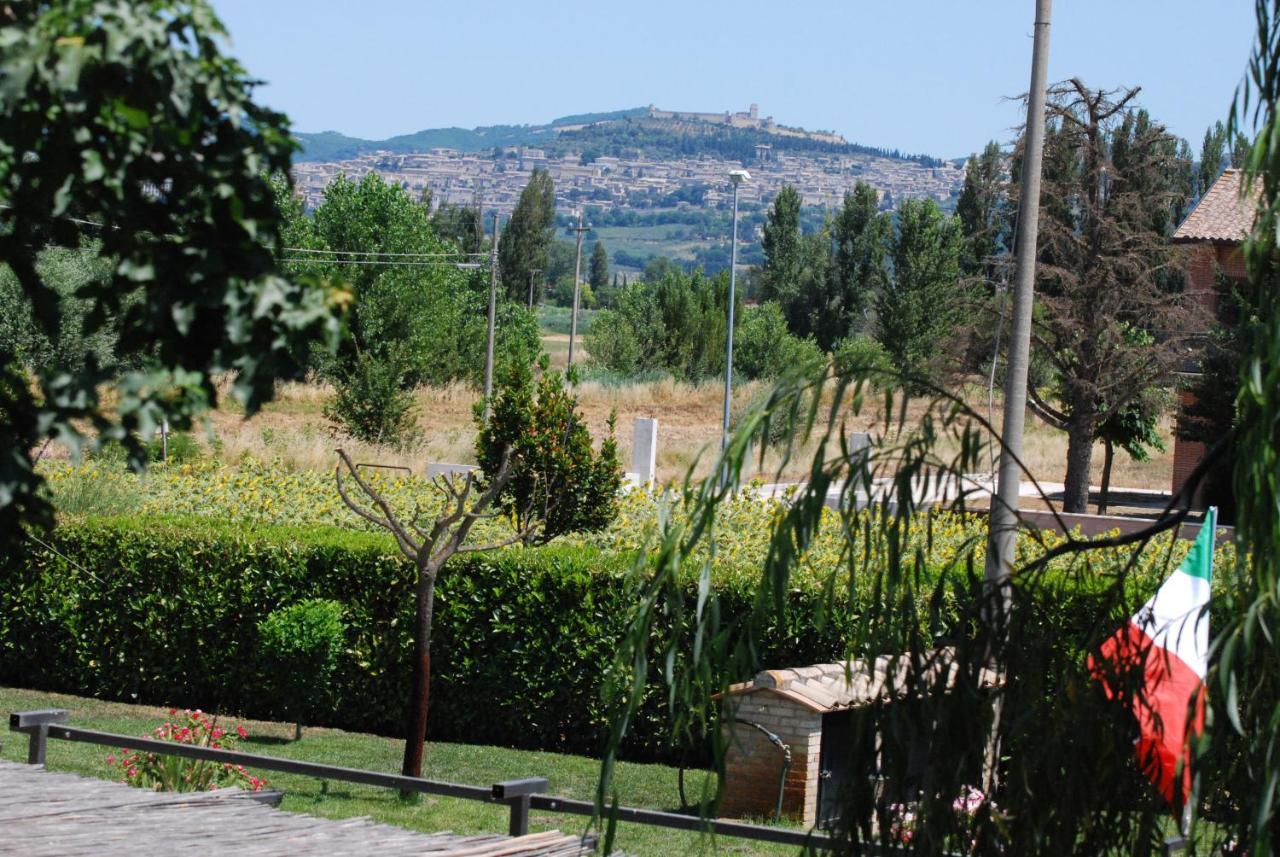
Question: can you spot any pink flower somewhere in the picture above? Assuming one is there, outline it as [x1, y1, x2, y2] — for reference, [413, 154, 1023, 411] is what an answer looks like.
[106, 754, 116, 765]
[211, 728, 224, 740]
[236, 726, 248, 739]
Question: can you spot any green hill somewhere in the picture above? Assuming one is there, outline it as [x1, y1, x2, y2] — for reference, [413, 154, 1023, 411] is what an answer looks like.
[294, 108, 649, 162]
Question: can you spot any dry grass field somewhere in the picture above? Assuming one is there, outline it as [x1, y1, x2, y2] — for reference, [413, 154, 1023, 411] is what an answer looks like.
[197, 371, 1176, 502]
[48, 336, 1176, 507]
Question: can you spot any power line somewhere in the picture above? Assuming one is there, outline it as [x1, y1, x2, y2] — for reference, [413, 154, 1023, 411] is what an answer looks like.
[281, 257, 483, 269]
[281, 247, 486, 258]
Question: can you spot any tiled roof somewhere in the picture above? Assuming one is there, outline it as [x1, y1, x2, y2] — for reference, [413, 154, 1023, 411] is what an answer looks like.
[722, 649, 1000, 713]
[1173, 169, 1257, 244]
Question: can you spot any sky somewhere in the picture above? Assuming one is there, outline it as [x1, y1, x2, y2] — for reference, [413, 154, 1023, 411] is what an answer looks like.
[209, 1, 1258, 159]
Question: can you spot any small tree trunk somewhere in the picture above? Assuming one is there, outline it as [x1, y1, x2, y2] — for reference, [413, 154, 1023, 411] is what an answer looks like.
[294, 721, 302, 742]
[1062, 416, 1095, 514]
[401, 569, 437, 783]
[1097, 437, 1114, 516]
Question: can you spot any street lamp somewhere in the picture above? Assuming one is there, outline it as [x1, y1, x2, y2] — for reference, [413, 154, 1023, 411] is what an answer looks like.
[722, 169, 750, 455]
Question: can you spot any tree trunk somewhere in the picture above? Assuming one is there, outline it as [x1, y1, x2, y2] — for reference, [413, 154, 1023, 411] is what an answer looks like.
[401, 569, 436, 782]
[1097, 437, 1114, 515]
[1063, 416, 1095, 514]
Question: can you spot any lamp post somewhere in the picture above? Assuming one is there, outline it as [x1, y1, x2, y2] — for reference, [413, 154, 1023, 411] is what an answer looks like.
[722, 169, 750, 454]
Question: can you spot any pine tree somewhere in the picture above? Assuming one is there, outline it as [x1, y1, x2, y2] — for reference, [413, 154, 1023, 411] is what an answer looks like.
[498, 168, 556, 301]
[1024, 82, 1195, 513]
[874, 198, 963, 387]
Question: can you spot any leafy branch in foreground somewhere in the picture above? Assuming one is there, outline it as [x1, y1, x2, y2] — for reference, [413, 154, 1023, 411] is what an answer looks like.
[599, 359, 1238, 854]
[0, 0, 345, 545]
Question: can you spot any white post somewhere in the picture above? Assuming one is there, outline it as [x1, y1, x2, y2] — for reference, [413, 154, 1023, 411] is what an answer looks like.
[632, 418, 658, 486]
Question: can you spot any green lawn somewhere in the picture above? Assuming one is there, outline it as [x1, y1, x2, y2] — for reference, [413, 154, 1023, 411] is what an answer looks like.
[1, 686, 802, 855]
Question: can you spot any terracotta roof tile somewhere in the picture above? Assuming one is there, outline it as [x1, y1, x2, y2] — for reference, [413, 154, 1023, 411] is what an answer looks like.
[722, 648, 1001, 713]
[1173, 169, 1257, 244]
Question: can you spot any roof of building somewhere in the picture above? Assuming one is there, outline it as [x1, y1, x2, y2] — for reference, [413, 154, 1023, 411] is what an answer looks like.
[721, 649, 1000, 713]
[1173, 168, 1257, 244]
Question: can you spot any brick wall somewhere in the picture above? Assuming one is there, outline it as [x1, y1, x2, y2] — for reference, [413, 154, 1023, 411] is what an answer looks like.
[1172, 387, 1208, 508]
[1171, 240, 1242, 504]
[720, 693, 823, 825]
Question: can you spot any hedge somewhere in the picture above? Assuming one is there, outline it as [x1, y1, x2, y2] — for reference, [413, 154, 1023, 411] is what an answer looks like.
[0, 515, 853, 762]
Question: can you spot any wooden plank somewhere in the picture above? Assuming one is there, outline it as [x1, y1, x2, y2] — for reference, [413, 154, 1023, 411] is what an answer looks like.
[0, 761, 594, 856]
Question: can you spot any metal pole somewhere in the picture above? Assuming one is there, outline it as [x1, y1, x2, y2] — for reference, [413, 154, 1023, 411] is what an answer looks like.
[722, 181, 740, 451]
[483, 212, 500, 425]
[984, 0, 1052, 608]
[568, 211, 588, 367]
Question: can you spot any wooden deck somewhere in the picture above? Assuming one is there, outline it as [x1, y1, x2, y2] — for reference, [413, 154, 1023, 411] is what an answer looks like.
[0, 760, 594, 856]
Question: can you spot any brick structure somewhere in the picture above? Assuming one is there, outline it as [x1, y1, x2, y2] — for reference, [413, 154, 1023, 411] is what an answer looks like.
[1170, 169, 1255, 505]
[719, 652, 998, 828]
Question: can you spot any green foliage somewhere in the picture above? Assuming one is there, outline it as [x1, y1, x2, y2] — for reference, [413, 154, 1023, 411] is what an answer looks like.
[477, 361, 622, 543]
[323, 350, 420, 446]
[732, 302, 823, 381]
[832, 334, 893, 381]
[499, 169, 556, 301]
[0, 247, 131, 375]
[0, 0, 343, 542]
[599, 367, 1249, 853]
[955, 141, 1009, 283]
[284, 172, 538, 442]
[826, 183, 891, 347]
[586, 269, 734, 380]
[874, 197, 964, 388]
[431, 201, 485, 255]
[1221, 9, 1280, 849]
[258, 599, 345, 736]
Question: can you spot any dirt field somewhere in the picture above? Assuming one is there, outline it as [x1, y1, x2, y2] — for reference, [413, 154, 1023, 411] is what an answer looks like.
[199, 365, 1177, 499]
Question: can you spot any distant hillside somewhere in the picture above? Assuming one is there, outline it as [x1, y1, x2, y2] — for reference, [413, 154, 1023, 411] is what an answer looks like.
[294, 106, 945, 168]
[546, 116, 945, 167]
[294, 108, 648, 162]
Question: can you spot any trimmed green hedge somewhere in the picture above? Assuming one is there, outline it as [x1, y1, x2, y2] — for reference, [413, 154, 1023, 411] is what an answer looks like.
[0, 515, 852, 762]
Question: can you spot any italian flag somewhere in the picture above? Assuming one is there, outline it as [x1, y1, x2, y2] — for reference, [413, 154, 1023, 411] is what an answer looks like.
[1091, 507, 1217, 810]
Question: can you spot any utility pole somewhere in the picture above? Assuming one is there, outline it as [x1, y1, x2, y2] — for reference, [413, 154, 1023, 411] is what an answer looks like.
[483, 212, 500, 425]
[722, 170, 749, 453]
[567, 211, 590, 367]
[527, 267, 542, 310]
[985, 0, 1051, 601]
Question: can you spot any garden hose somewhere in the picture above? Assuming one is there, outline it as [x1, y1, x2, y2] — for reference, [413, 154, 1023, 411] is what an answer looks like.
[734, 718, 792, 822]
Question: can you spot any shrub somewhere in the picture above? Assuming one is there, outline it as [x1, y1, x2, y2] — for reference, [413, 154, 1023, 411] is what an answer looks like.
[477, 359, 623, 542]
[325, 350, 419, 446]
[733, 302, 824, 381]
[258, 599, 345, 740]
[833, 334, 893, 382]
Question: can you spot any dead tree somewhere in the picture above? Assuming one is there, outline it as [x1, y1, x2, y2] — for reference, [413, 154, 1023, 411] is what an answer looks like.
[335, 447, 535, 781]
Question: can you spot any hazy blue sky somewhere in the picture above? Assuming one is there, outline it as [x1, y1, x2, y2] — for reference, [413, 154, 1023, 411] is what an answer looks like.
[209, 1, 1256, 158]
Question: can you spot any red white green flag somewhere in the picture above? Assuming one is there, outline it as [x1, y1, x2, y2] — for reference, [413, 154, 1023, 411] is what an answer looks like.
[1091, 507, 1217, 809]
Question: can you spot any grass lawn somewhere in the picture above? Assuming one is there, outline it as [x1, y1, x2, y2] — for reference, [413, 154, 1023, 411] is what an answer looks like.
[0, 686, 804, 855]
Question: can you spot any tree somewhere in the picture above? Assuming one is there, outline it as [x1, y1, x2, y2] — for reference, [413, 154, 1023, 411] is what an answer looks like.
[1022, 80, 1195, 513]
[955, 141, 1010, 285]
[874, 198, 964, 388]
[759, 185, 805, 329]
[827, 183, 891, 346]
[0, 0, 342, 544]
[477, 359, 622, 543]
[430, 201, 485, 255]
[335, 366, 620, 781]
[498, 168, 556, 301]
[589, 240, 609, 290]
[1200, 120, 1229, 196]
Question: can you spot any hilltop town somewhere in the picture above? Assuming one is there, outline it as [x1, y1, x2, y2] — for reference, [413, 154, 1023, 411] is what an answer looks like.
[291, 105, 965, 216]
